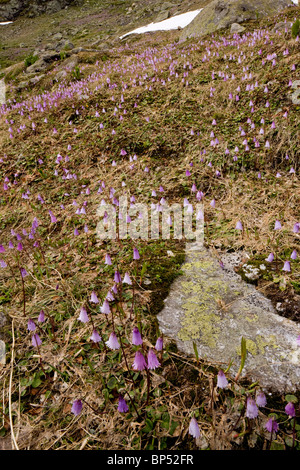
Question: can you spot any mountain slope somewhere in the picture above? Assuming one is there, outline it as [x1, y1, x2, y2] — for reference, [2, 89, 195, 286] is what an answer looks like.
[0, 2, 299, 451]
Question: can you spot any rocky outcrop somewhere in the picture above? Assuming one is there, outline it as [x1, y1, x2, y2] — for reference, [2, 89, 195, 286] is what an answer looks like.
[0, 0, 82, 21]
[180, 0, 295, 41]
[230, 22, 245, 33]
[290, 80, 300, 105]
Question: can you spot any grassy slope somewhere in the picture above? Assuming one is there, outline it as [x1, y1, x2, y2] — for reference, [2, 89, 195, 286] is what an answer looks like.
[0, 4, 299, 450]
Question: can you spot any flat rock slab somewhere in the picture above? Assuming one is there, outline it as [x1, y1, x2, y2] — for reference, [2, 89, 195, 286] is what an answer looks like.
[157, 243, 300, 393]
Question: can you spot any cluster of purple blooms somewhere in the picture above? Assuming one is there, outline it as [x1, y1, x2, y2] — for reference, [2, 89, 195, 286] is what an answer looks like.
[263, 220, 299, 273]
[73, 244, 164, 415]
[0, 9, 299, 447]
[189, 382, 298, 440]
[70, 327, 163, 416]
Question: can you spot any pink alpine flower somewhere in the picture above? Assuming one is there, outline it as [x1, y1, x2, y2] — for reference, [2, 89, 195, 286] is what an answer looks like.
[132, 327, 143, 346]
[71, 399, 83, 416]
[189, 417, 201, 439]
[147, 349, 161, 370]
[132, 350, 147, 371]
[106, 332, 120, 350]
[217, 370, 228, 389]
[117, 395, 129, 413]
[246, 397, 258, 419]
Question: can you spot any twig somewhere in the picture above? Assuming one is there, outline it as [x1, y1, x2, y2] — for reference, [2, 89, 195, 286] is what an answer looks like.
[9, 319, 19, 450]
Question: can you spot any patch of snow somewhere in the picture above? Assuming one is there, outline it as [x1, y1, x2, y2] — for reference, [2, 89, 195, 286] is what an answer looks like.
[120, 9, 203, 39]
[0, 22, 13, 25]
[291, 0, 298, 4]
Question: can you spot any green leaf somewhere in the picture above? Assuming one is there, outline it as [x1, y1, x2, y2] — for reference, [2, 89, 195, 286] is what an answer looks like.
[142, 418, 154, 433]
[31, 377, 42, 388]
[107, 376, 118, 389]
[140, 261, 148, 279]
[169, 420, 179, 436]
[193, 341, 199, 363]
[285, 436, 294, 447]
[270, 441, 285, 450]
[224, 358, 234, 373]
[240, 337, 247, 369]
[86, 357, 95, 373]
[103, 389, 110, 403]
[235, 337, 247, 381]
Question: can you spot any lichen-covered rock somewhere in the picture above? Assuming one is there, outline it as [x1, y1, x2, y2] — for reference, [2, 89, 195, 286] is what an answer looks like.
[272, 20, 293, 32]
[180, 0, 295, 41]
[157, 242, 300, 393]
[25, 51, 61, 74]
[290, 80, 300, 105]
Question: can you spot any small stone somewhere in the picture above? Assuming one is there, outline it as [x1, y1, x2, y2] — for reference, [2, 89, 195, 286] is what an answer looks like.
[52, 32, 63, 41]
[0, 340, 5, 365]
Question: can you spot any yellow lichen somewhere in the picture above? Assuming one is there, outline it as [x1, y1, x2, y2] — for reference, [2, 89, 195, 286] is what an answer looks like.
[245, 314, 259, 323]
[178, 299, 222, 348]
[236, 335, 279, 357]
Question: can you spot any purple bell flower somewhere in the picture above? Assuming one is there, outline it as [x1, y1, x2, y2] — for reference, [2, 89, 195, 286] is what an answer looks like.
[282, 260, 291, 272]
[38, 310, 45, 322]
[90, 329, 102, 343]
[285, 402, 295, 418]
[32, 333, 42, 348]
[105, 254, 112, 265]
[100, 299, 111, 315]
[291, 250, 297, 260]
[265, 253, 274, 262]
[133, 248, 140, 259]
[20, 268, 28, 278]
[274, 220, 282, 230]
[114, 271, 122, 283]
[106, 332, 120, 350]
[155, 337, 163, 351]
[27, 319, 36, 331]
[123, 272, 132, 285]
[132, 327, 143, 346]
[71, 399, 83, 416]
[189, 417, 201, 439]
[78, 307, 89, 323]
[117, 395, 129, 413]
[49, 210, 57, 223]
[246, 397, 258, 419]
[265, 417, 279, 433]
[90, 291, 99, 304]
[256, 391, 267, 407]
[217, 370, 228, 389]
[132, 350, 147, 371]
[147, 349, 161, 370]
